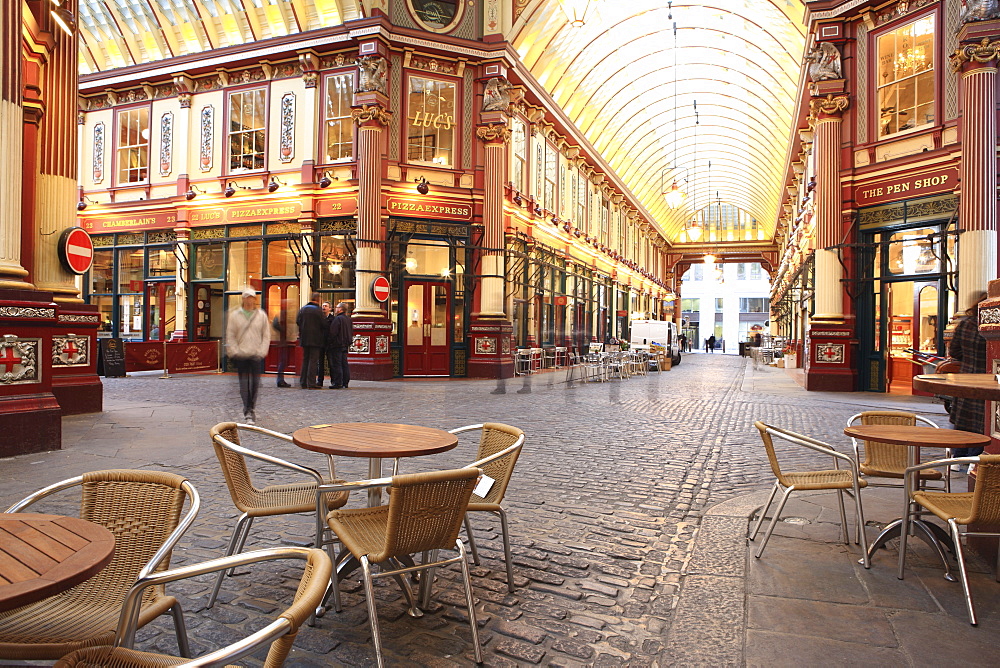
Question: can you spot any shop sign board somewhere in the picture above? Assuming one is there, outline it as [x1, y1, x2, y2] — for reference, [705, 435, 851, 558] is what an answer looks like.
[386, 196, 473, 221]
[316, 195, 358, 217]
[166, 341, 219, 373]
[854, 167, 958, 207]
[79, 210, 177, 234]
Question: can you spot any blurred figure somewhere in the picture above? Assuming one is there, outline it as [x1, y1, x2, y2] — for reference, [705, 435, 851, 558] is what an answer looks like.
[329, 302, 353, 389]
[296, 292, 325, 389]
[707, 334, 716, 353]
[317, 301, 335, 387]
[948, 292, 989, 471]
[226, 287, 270, 424]
[272, 299, 292, 387]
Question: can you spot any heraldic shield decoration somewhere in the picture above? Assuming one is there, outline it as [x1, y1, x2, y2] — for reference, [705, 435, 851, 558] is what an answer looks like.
[0, 335, 41, 385]
[52, 335, 89, 367]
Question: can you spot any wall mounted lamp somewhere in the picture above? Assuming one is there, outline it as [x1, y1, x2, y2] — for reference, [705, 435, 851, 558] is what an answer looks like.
[414, 176, 429, 195]
[76, 196, 95, 211]
[319, 171, 337, 188]
[224, 182, 251, 198]
[49, 0, 76, 36]
[267, 177, 285, 193]
[185, 185, 204, 201]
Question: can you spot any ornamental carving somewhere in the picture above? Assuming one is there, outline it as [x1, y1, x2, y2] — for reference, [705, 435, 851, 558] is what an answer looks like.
[0, 307, 55, 318]
[810, 94, 850, 117]
[52, 335, 88, 366]
[279, 93, 295, 163]
[476, 123, 511, 143]
[351, 335, 369, 354]
[58, 314, 100, 323]
[200, 106, 214, 171]
[475, 337, 497, 354]
[159, 112, 173, 177]
[302, 72, 318, 88]
[178, 92, 192, 109]
[92, 122, 104, 184]
[356, 55, 388, 95]
[352, 104, 392, 127]
[806, 43, 842, 81]
[0, 336, 40, 385]
[950, 38, 1000, 71]
[375, 335, 389, 354]
[483, 76, 513, 112]
[959, 0, 1000, 28]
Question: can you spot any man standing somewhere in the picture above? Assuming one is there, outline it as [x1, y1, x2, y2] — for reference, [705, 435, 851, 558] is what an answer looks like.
[948, 292, 989, 471]
[225, 287, 270, 424]
[272, 299, 292, 387]
[296, 292, 325, 389]
[317, 301, 336, 387]
[329, 301, 354, 389]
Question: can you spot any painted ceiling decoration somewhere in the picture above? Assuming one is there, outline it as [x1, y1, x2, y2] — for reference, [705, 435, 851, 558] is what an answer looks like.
[76, 0, 807, 246]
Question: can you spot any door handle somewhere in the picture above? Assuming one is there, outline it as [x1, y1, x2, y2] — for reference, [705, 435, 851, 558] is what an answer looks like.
[424, 323, 430, 338]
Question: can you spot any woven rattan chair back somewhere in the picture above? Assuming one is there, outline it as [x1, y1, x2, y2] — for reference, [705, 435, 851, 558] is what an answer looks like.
[210, 421, 259, 513]
[966, 455, 1000, 526]
[473, 423, 524, 505]
[755, 423, 791, 487]
[378, 468, 479, 562]
[857, 410, 917, 474]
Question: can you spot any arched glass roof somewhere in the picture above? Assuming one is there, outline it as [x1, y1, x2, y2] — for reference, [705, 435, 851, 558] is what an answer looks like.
[510, 0, 807, 243]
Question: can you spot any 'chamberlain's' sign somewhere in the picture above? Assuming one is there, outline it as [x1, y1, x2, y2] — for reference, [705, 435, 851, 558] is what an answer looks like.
[854, 167, 957, 207]
[387, 196, 473, 221]
[79, 211, 177, 233]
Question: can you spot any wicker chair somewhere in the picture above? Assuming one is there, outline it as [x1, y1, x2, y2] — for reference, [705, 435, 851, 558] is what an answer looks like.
[53, 547, 332, 667]
[208, 422, 348, 608]
[324, 468, 483, 668]
[899, 454, 1000, 625]
[450, 423, 525, 593]
[751, 422, 869, 567]
[0, 469, 200, 661]
[848, 410, 950, 492]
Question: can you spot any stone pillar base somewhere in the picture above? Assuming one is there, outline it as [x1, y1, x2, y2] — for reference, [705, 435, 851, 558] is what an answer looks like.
[0, 393, 62, 457]
[349, 315, 394, 381]
[804, 323, 857, 392]
[467, 316, 514, 379]
[50, 303, 103, 415]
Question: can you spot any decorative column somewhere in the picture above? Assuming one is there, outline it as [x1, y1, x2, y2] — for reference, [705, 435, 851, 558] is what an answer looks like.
[348, 49, 393, 380]
[804, 93, 855, 392]
[468, 119, 514, 378]
[172, 230, 189, 340]
[951, 37, 999, 314]
[0, 0, 30, 289]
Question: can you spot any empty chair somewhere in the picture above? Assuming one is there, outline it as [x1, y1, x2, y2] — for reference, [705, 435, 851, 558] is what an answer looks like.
[848, 410, 950, 492]
[899, 454, 1000, 625]
[750, 422, 869, 567]
[54, 547, 332, 667]
[324, 468, 482, 668]
[0, 470, 200, 661]
[451, 423, 526, 592]
[208, 422, 348, 608]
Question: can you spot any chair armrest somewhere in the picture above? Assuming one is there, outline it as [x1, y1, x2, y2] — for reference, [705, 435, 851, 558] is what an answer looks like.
[465, 434, 525, 469]
[761, 424, 859, 472]
[5, 475, 85, 512]
[448, 424, 485, 436]
[904, 456, 979, 475]
[235, 423, 294, 442]
[137, 479, 200, 580]
[213, 434, 324, 483]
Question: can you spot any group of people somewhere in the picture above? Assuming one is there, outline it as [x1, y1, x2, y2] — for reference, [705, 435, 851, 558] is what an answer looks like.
[225, 289, 353, 424]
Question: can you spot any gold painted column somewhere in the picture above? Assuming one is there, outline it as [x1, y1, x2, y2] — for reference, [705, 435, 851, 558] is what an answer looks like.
[0, 0, 31, 289]
[951, 38, 999, 313]
[173, 230, 189, 338]
[351, 104, 391, 318]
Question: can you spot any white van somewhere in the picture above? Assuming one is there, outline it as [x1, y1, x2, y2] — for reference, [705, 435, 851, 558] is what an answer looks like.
[629, 319, 681, 366]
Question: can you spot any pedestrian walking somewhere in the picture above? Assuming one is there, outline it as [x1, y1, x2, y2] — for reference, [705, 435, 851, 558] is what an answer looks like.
[707, 334, 716, 353]
[678, 333, 687, 354]
[272, 299, 292, 387]
[329, 301, 353, 389]
[948, 292, 988, 471]
[296, 292, 325, 389]
[225, 287, 270, 424]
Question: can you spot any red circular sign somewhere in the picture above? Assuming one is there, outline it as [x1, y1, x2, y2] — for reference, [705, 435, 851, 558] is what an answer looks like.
[372, 276, 390, 302]
[58, 227, 94, 275]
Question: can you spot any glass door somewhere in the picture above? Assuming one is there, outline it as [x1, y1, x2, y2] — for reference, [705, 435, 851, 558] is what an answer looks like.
[144, 281, 176, 341]
[403, 281, 451, 376]
[264, 281, 300, 373]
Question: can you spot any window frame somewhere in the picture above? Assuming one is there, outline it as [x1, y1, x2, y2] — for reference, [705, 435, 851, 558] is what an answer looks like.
[405, 72, 460, 168]
[226, 85, 269, 175]
[510, 117, 527, 193]
[871, 10, 937, 141]
[114, 104, 151, 186]
[322, 71, 356, 164]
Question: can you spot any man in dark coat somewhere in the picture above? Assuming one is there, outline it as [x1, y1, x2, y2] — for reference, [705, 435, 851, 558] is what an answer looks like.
[296, 292, 325, 389]
[329, 301, 354, 389]
[948, 292, 989, 468]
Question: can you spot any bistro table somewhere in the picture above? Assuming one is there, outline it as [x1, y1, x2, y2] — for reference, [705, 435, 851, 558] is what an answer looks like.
[844, 424, 990, 578]
[913, 373, 1000, 401]
[0, 512, 115, 612]
[291, 423, 458, 507]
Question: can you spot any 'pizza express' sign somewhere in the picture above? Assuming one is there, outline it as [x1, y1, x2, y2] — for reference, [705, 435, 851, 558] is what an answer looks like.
[387, 196, 472, 221]
[854, 167, 957, 206]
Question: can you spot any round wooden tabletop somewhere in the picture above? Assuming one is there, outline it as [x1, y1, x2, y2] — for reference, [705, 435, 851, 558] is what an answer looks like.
[912, 374, 1000, 401]
[0, 513, 116, 613]
[844, 424, 991, 448]
[292, 423, 459, 459]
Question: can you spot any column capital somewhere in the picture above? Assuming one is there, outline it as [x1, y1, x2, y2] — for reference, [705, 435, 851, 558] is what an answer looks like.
[352, 104, 392, 127]
[809, 94, 849, 121]
[475, 123, 511, 144]
[950, 38, 1000, 72]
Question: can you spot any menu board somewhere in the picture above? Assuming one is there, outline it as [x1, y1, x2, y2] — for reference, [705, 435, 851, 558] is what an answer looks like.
[99, 338, 126, 377]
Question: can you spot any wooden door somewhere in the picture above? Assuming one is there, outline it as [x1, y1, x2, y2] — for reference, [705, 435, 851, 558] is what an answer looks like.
[403, 281, 451, 376]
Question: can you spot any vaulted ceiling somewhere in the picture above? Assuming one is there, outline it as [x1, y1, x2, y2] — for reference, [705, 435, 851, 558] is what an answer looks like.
[75, 0, 808, 246]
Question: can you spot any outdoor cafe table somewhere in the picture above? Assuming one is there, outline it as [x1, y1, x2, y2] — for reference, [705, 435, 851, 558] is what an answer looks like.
[0, 513, 115, 612]
[844, 424, 990, 578]
[913, 373, 1000, 401]
[291, 423, 458, 506]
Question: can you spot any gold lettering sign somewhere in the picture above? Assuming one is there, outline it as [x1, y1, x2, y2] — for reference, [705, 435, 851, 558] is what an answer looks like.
[79, 211, 177, 233]
[386, 196, 473, 221]
[410, 111, 455, 130]
[855, 168, 957, 206]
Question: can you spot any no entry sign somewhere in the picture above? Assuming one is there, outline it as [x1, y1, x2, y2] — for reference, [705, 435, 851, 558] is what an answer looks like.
[372, 276, 390, 302]
[58, 227, 94, 275]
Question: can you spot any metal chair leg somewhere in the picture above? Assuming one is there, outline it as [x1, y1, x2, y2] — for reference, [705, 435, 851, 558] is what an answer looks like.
[208, 514, 251, 607]
[457, 540, 483, 664]
[755, 486, 794, 559]
[949, 519, 977, 626]
[463, 514, 481, 565]
[749, 481, 779, 541]
[361, 557, 386, 668]
[169, 602, 191, 658]
[835, 489, 850, 545]
[497, 508, 515, 592]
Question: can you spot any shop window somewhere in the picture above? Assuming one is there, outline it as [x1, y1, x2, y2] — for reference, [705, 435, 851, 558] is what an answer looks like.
[319, 236, 355, 290]
[147, 246, 176, 277]
[229, 88, 266, 172]
[228, 240, 263, 290]
[575, 170, 586, 229]
[407, 76, 456, 166]
[91, 249, 114, 294]
[117, 248, 143, 293]
[887, 227, 939, 274]
[403, 239, 450, 276]
[511, 120, 526, 193]
[116, 107, 149, 184]
[544, 141, 558, 212]
[266, 239, 297, 277]
[194, 242, 224, 280]
[324, 73, 354, 162]
[877, 15, 935, 138]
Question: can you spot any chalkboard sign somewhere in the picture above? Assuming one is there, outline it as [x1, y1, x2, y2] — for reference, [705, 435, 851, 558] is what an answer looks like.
[99, 338, 126, 377]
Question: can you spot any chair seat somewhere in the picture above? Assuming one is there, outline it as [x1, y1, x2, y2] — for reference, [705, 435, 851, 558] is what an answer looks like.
[782, 469, 869, 491]
[55, 645, 239, 667]
[327, 506, 392, 563]
[243, 479, 348, 517]
[860, 465, 943, 480]
[912, 490, 974, 525]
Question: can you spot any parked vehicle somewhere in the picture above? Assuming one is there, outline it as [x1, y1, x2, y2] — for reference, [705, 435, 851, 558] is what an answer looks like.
[629, 319, 681, 366]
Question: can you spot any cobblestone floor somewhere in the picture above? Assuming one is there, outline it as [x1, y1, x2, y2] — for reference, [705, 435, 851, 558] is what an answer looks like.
[0, 353, 949, 666]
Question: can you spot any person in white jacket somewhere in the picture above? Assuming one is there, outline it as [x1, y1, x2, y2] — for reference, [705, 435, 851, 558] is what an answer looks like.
[226, 287, 271, 424]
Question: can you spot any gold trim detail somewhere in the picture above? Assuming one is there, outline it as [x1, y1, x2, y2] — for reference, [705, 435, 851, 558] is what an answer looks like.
[352, 105, 393, 127]
[950, 38, 1000, 72]
[475, 124, 511, 143]
[809, 94, 850, 117]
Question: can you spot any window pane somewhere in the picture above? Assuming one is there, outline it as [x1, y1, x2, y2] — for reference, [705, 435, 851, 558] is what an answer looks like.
[266, 240, 297, 277]
[117, 248, 143, 292]
[91, 250, 113, 293]
[194, 242, 224, 280]
[876, 16, 935, 137]
[117, 108, 149, 184]
[407, 76, 456, 166]
[887, 227, 939, 274]
[229, 89, 266, 171]
[147, 246, 176, 277]
[227, 240, 263, 290]
[324, 73, 354, 162]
